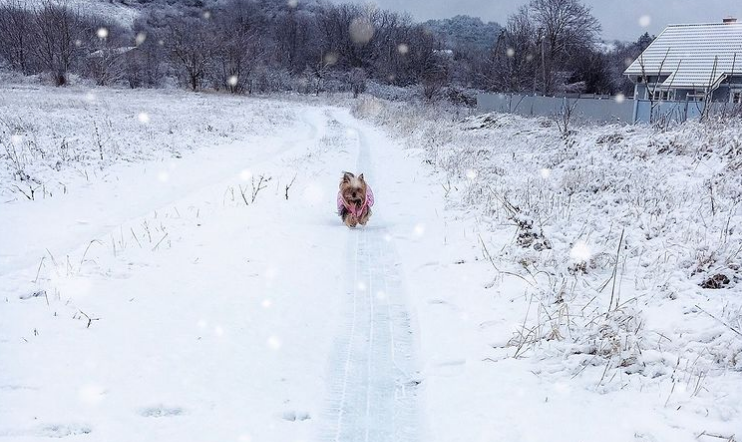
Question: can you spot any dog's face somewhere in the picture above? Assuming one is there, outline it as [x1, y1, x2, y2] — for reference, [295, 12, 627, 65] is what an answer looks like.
[339, 172, 368, 207]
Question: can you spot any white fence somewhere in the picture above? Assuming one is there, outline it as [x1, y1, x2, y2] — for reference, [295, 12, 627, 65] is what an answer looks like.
[478, 93, 740, 125]
[477, 93, 635, 124]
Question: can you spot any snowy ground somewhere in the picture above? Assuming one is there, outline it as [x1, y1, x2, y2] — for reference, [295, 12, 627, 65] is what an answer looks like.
[1, 86, 741, 442]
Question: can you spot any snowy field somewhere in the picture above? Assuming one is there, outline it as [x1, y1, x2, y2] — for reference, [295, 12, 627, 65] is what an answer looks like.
[1, 85, 741, 442]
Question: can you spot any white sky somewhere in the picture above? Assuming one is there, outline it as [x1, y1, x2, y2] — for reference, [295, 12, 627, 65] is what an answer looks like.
[338, 0, 741, 41]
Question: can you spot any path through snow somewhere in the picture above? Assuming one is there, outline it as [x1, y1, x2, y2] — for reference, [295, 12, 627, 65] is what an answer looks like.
[0, 104, 423, 442]
[320, 114, 419, 442]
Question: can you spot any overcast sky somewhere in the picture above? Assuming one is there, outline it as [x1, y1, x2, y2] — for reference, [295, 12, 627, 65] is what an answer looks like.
[338, 0, 741, 41]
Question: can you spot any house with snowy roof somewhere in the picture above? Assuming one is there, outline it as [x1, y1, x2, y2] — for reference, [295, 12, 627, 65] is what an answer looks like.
[624, 18, 742, 104]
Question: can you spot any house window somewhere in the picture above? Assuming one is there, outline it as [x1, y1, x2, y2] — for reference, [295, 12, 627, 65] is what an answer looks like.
[687, 91, 705, 102]
[732, 90, 742, 104]
[652, 90, 670, 101]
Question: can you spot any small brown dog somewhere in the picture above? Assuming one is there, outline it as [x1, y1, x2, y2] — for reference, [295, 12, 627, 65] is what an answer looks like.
[337, 172, 375, 228]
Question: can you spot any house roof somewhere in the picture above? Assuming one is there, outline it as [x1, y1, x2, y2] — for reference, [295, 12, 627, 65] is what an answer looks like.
[624, 22, 742, 89]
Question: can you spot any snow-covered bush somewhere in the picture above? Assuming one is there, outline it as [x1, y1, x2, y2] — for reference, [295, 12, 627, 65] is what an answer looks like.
[352, 96, 742, 376]
[0, 86, 296, 200]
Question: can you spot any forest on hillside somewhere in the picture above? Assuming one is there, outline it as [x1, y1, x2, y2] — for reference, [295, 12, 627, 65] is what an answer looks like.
[0, 0, 655, 100]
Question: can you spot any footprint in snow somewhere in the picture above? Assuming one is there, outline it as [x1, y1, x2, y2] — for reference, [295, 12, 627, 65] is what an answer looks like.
[38, 424, 92, 438]
[139, 405, 185, 418]
[282, 410, 311, 422]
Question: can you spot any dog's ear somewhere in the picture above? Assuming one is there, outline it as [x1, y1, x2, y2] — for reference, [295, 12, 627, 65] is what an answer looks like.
[358, 173, 365, 182]
[342, 171, 354, 183]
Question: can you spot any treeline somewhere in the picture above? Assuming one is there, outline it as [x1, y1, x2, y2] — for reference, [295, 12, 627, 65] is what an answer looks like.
[0, 0, 653, 99]
[450, 1, 654, 96]
[0, 0, 449, 96]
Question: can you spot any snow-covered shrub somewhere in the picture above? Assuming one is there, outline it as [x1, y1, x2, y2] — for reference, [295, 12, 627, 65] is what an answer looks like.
[350, 96, 742, 377]
[0, 86, 297, 200]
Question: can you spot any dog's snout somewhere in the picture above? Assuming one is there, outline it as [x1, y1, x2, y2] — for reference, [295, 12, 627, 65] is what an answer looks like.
[352, 191, 357, 198]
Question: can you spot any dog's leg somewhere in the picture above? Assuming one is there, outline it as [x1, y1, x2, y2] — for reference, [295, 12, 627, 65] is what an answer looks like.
[358, 208, 371, 226]
[342, 212, 358, 228]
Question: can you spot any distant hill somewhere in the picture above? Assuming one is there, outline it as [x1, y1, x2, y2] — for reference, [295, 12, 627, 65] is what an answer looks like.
[424, 15, 502, 52]
[4, 0, 139, 25]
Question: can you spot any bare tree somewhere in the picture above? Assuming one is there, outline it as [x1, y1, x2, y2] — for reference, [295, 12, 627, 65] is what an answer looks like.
[527, 0, 601, 95]
[123, 22, 166, 89]
[32, 0, 86, 86]
[637, 48, 675, 123]
[0, 0, 35, 74]
[165, 14, 213, 91]
[350, 67, 366, 97]
[482, 8, 538, 92]
[422, 52, 450, 100]
[209, 2, 263, 94]
[83, 21, 129, 86]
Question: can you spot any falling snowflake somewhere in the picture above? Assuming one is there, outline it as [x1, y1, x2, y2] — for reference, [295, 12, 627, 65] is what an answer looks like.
[540, 168, 551, 179]
[376, 291, 386, 300]
[96, 27, 108, 39]
[85, 91, 96, 102]
[158, 171, 170, 182]
[287, 0, 298, 7]
[413, 223, 425, 237]
[349, 18, 374, 44]
[10, 134, 22, 146]
[214, 326, 224, 336]
[202, 11, 212, 19]
[615, 93, 626, 104]
[261, 299, 272, 308]
[384, 233, 392, 242]
[238, 434, 252, 442]
[135, 32, 147, 46]
[323, 52, 338, 66]
[506, 47, 515, 58]
[639, 15, 651, 28]
[465, 169, 478, 180]
[357, 281, 367, 292]
[397, 43, 409, 55]
[197, 319, 208, 328]
[570, 241, 591, 262]
[228, 75, 239, 87]
[240, 169, 252, 181]
[74, 39, 82, 47]
[267, 336, 282, 350]
[137, 112, 150, 124]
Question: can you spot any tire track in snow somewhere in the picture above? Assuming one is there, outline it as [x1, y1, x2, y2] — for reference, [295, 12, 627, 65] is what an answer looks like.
[320, 114, 419, 442]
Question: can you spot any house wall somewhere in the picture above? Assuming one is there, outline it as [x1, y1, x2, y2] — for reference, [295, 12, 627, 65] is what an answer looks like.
[633, 78, 742, 103]
[634, 83, 647, 100]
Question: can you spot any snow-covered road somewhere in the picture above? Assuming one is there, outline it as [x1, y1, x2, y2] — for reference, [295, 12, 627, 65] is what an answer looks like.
[0, 104, 425, 441]
[4, 91, 741, 442]
[320, 115, 419, 442]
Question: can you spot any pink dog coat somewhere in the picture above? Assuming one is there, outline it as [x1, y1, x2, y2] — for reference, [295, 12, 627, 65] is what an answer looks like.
[337, 186, 374, 219]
